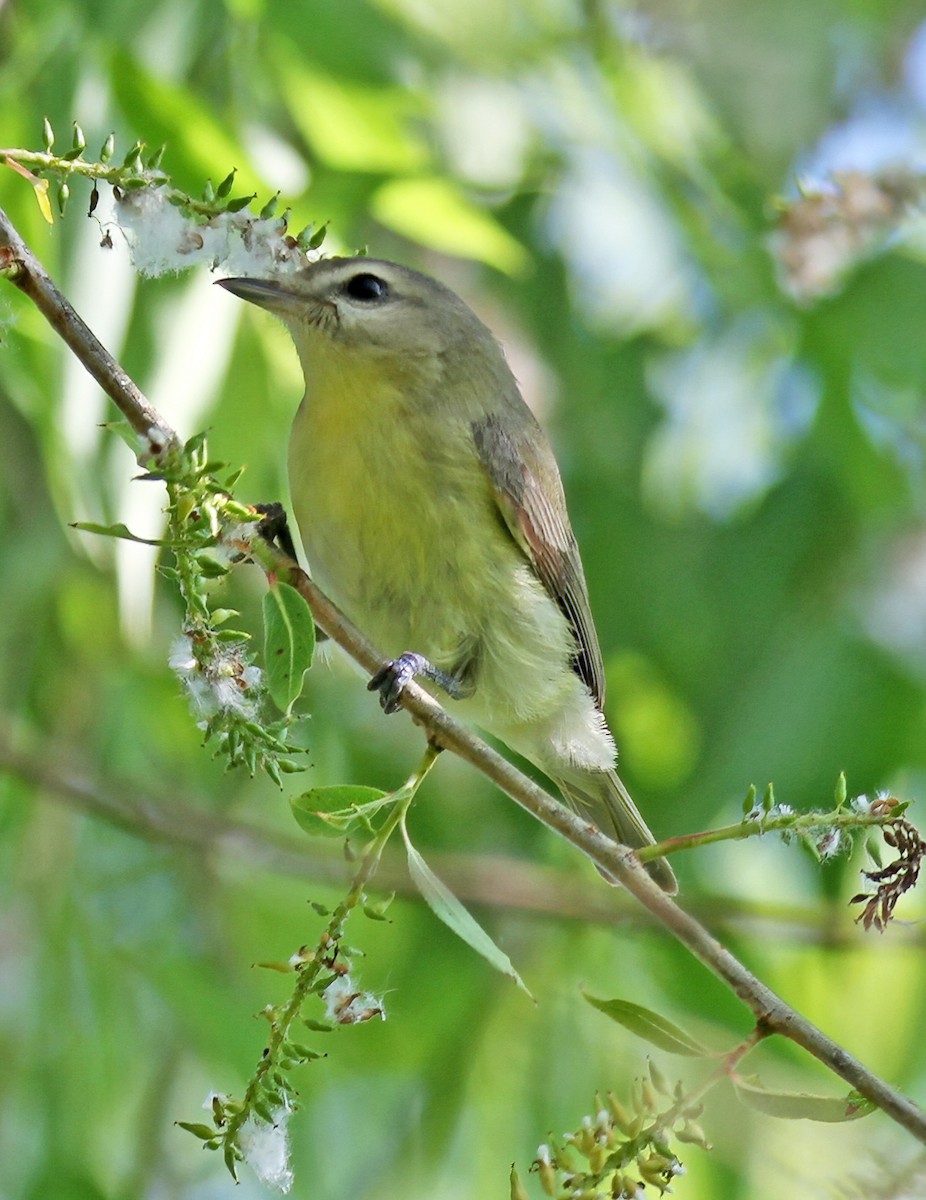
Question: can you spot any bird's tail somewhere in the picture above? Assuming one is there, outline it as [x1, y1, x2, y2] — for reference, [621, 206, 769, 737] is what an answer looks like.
[553, 768, 677, 894]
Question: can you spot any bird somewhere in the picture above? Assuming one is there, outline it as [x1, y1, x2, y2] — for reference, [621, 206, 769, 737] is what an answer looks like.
[218, 258, 677, 893]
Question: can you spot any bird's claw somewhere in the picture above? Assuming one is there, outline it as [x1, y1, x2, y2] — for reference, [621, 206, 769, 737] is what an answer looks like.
[368, 653, 423, 714]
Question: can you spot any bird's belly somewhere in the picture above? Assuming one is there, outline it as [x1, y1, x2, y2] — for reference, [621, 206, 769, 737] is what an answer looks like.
[291, 409, 493, 666]
[288, 398, 605, 767]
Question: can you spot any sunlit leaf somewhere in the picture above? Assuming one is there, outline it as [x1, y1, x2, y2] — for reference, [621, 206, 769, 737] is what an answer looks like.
[278, 53, 428, 173]
[34, 177, 53, 224]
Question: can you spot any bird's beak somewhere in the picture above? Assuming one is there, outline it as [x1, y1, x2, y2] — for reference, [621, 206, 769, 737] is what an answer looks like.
[216, 276, 301, 316]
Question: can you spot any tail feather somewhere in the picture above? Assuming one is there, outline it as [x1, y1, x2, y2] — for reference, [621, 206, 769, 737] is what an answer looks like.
[554, 769, 677, 894]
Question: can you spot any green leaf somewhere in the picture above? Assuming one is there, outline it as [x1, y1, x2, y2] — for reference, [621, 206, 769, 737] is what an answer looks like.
[71, 521, 166, 546]
[263, 581, 315, 714]
[177, 1122, 219, 1140]
[733, 1077, 874, 1122]
[583, 995, 710, 1056]
[401, 820, 533, 999]
[290, 785, 388, 838]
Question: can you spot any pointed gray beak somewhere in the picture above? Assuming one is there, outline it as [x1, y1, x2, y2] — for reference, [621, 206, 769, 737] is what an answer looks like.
[216, 276, 300, 314]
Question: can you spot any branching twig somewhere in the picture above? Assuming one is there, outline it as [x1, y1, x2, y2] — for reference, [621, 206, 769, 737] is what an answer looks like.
[1, 203, 924, 1145]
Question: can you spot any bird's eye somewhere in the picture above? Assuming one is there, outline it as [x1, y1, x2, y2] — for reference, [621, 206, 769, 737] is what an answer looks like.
[344, 273, 389, 302]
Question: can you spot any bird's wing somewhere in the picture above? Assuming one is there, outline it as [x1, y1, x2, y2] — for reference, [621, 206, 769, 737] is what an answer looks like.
[472, 412, 606, 709]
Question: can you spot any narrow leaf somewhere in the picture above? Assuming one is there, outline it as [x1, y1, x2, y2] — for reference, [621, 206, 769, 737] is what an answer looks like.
[71, 520, 166, 546]
[583, 995, 710, 1056]
[402, 822, 532, 998]
[733, 1077, 874, 1122]
[262, 580, 315, 713]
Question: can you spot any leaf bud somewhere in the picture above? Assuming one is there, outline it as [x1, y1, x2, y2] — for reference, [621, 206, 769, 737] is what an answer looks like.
[259, 192, 280, 219]
[122, 141, 144, 169]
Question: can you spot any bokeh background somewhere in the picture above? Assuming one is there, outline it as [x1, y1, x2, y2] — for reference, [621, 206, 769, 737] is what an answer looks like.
[2, 0, 926, 1196]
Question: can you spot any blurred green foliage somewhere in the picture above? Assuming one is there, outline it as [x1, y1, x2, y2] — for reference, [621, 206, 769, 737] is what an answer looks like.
[2, 0, 926, 1196]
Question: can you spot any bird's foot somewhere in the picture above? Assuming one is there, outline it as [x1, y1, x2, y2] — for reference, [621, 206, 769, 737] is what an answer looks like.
[368, 652, 472, 714]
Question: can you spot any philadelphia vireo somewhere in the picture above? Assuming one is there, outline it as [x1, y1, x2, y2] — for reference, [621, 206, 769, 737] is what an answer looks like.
[218, 258, 677, 894]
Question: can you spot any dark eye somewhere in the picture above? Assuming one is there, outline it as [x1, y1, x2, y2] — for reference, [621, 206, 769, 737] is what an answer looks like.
[344, 272, 389, 302]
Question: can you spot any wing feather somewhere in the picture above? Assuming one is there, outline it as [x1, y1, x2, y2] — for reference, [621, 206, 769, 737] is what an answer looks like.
[472, 413, 607, 709]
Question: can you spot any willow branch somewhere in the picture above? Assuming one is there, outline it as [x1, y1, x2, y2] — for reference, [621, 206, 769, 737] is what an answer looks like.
[1, 203, 923, 1144]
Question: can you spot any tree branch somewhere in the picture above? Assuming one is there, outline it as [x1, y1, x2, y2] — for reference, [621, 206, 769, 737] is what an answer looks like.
[2, 203, 923, 1144]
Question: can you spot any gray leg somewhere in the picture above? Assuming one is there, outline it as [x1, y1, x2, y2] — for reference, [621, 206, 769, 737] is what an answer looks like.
[368, 652, 474, 714]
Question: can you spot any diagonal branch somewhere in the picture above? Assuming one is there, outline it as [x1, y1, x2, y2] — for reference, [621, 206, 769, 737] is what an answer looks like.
[1, 203, 923, 1144]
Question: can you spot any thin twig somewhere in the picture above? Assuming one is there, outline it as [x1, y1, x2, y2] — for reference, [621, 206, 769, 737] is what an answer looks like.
[1, 203, 923, 1144]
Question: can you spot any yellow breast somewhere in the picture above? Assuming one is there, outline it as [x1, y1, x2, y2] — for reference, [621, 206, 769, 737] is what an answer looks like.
[287, 343, 497, 660]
